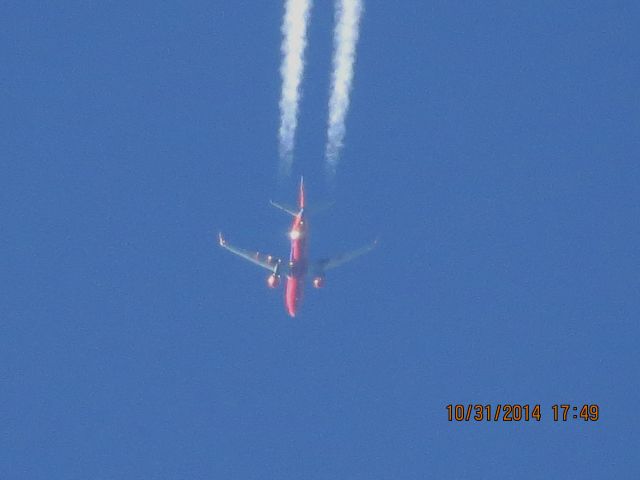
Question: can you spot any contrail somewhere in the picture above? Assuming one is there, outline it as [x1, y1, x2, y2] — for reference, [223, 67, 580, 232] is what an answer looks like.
[325, 0, 363, 176]
[278, 0, 313, 176]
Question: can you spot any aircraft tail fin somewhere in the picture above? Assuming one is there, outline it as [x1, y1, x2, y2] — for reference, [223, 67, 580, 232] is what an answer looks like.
[299, 176, 305, 210]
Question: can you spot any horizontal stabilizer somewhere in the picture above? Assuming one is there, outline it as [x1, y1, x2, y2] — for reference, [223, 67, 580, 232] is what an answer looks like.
[307, 200, 334, 215]
[270, 200, 298, 216]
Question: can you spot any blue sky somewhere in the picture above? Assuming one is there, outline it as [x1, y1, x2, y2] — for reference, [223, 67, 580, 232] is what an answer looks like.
[2, 1, 639, 478]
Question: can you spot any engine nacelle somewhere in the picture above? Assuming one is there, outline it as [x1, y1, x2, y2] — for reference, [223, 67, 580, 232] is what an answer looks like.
[312, 276, 325, 289]
[267, 274, 280, 288]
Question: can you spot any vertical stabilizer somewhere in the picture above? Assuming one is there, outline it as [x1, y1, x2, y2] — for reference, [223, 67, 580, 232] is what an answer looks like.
[299, 176, 305, 210]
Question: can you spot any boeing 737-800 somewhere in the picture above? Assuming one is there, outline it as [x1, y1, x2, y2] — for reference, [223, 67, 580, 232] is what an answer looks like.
[218, 177, 376, 317]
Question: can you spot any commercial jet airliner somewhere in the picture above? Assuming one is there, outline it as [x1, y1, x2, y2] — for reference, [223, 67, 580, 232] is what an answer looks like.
[218, 177, 376, 317]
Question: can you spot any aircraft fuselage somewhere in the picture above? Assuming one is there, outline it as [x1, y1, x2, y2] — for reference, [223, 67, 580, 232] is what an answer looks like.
[285, 209, 307, 317]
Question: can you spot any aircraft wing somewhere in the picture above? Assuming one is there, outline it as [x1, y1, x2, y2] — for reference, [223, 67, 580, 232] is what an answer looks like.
[312, 239, 378, 274]
[218, 233, 282, 274]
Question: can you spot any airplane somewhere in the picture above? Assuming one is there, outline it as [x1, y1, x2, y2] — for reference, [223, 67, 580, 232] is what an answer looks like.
[218, 177, 376, 317]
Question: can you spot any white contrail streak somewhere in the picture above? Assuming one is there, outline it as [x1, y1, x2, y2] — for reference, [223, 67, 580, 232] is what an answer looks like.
[278, 0, 312, 176]
[325, 0, 363, 175]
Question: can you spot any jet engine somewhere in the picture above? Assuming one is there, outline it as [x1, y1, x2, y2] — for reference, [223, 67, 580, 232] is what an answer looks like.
[267, 274, 280, 288]
[312, 276, 325, 289]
